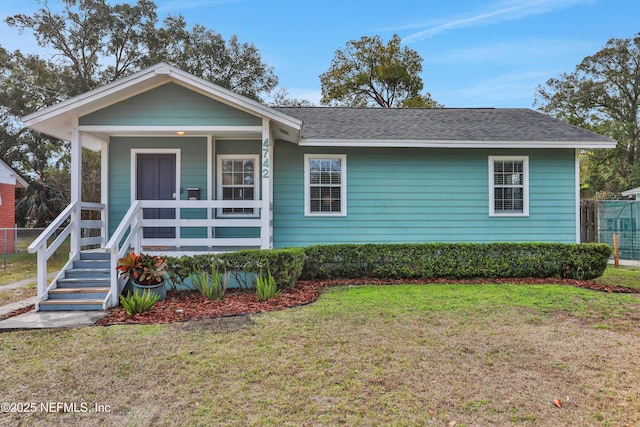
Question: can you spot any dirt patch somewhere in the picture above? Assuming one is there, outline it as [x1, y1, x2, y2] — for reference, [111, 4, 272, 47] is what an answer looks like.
[171, 315, 256, 333]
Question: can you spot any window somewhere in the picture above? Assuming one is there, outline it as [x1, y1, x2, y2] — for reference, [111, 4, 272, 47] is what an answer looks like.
[304, 154, 347, 216]
[489, 156, 529, 217]
[217, 155, 259, 216]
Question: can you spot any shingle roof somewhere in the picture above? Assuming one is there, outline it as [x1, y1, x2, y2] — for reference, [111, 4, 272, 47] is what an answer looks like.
[273, 107, 615, 146]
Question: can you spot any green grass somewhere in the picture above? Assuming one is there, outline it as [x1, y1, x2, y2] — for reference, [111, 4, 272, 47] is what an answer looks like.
[594, 264, 640, 289]
[1, 277, 640, 426]
[0, 238, 70, 286]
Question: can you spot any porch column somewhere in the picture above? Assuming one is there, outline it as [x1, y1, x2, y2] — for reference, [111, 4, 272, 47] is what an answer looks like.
[261, 117, 273, 249]
[70, 117, 82, 255]
[101, 140, 109, 247]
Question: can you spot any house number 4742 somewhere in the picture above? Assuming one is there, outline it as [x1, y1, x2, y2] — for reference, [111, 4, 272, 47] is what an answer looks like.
[262, 139, 270, 178]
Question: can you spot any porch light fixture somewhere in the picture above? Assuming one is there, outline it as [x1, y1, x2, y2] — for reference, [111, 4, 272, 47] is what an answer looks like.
[176, 131, 187, 136]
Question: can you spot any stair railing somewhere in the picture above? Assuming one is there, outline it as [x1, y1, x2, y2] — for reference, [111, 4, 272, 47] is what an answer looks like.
[28, 202, 78, 300]
[28, 201, 108, 305]
[104, 200, 142, 307]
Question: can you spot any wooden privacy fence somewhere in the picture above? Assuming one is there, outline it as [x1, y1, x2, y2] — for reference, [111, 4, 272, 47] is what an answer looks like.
[580, 200, 598, 243]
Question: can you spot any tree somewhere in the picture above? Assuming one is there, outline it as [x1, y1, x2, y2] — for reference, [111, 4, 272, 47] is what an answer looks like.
[0, 47, 68, 178]
[535, 34, 640, 197]
[6, 0, 278, 101]
[269, 88, 314, 107]
[143, 21, 278, 101]
[2, 0, 279, 223]
[320, 34, 439, 108]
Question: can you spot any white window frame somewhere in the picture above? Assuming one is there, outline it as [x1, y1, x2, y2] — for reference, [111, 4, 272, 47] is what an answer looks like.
[217, 154, 259, 217]
[304, 154, 347, 217]
[489, 156, 529, 217]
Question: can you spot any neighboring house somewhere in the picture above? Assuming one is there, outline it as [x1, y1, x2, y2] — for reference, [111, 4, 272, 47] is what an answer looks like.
[0, 158, 28, 253]
[21, 63, 616, 311]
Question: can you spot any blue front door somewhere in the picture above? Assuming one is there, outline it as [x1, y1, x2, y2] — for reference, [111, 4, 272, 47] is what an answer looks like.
[136, 153, 176, 239]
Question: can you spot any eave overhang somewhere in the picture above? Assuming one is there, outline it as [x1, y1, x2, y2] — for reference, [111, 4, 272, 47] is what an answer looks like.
[298, 138, 617, 149]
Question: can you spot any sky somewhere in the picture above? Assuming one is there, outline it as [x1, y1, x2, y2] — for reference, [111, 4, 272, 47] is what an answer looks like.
[0, 0, 638, 108]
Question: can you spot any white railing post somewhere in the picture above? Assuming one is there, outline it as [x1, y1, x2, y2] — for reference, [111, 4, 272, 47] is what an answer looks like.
[110, 249, 120, 306]
[36, 247, 47, 298]
[135, 208, 142, 254]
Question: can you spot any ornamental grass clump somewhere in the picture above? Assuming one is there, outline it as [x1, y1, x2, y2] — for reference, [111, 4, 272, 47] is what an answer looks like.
[119, 289, 160, 315]
[256, 269, 279, 301]
[190, 266, 227, 300]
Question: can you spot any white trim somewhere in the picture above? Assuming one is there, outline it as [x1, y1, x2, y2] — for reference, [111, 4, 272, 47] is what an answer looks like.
[260, 117, 273, 249]
[299, 138, 616, 149]
[130, 149, 181, 204]
[488, 156, 529, 217]
[304, 154, 347, 217]
[575, 149, 581, 243]
[216, 154, 260, 217]
[208, 137, 214, 240]
[70, 117, 82, 254]
[78, 125, 263, 135]
[101, 140, 109, 243]
[0, 158, 28, 187]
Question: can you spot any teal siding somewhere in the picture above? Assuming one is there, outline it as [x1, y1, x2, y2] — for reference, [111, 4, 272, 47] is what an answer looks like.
[81, 83, 261, 127]
[108, 136, 208, 237]
[272, 143, 577, 247]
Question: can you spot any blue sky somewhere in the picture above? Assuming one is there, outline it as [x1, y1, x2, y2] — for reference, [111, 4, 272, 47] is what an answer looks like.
[1, 0, 638, 108]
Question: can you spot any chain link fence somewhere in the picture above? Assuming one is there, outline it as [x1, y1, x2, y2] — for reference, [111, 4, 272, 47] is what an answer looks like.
[598, 200, 640, 260]
[1, 228, 47, 268]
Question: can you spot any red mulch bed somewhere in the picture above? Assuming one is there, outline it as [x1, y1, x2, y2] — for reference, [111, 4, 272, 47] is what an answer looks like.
[3, 278, 639, 325]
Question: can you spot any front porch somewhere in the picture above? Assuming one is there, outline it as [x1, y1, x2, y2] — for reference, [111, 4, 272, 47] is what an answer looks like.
[21, 63, 304, 312]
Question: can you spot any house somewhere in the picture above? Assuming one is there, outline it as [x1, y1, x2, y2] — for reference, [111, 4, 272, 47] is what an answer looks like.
[21, 63, 616, 311]
[0, 158, 28, 253]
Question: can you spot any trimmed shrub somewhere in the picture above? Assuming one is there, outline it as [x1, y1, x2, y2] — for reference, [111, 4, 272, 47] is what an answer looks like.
[165, 247, 305, 291]
[301, 243, 611, 281]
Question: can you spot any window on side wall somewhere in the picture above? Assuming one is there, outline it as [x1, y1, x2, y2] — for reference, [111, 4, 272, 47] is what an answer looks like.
[217, 155, 259, 216]
[489, 156, 529, 217]
[304, 154, 347, 216]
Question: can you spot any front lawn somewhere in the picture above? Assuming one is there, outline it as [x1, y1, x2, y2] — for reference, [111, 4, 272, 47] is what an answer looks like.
[594, 264, 640, 289]
[1, 277, 639, 426]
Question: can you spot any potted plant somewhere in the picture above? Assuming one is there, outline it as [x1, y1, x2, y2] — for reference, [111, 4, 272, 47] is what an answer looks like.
[116, 252, 168, 301]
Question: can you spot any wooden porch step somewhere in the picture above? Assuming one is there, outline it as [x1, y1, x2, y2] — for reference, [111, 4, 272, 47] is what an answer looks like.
[48, 287, 110, 294]
[38, 299, 105, 311]
[40, 299, 104, 304]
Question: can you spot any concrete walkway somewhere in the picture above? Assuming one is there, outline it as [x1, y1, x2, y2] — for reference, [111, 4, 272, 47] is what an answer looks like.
[0, 275, 108, 331]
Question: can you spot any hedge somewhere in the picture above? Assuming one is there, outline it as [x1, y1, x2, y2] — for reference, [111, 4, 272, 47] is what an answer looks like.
[165, 247, 305, 291]
[301, 243, 612, 281]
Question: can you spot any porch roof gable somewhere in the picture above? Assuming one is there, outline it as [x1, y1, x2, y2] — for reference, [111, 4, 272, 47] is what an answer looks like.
[22, 63, 302, 143]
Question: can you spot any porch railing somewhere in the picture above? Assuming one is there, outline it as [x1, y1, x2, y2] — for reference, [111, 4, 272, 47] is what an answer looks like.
[28, 201, 107, 303]
[104, 199, 264, 306]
